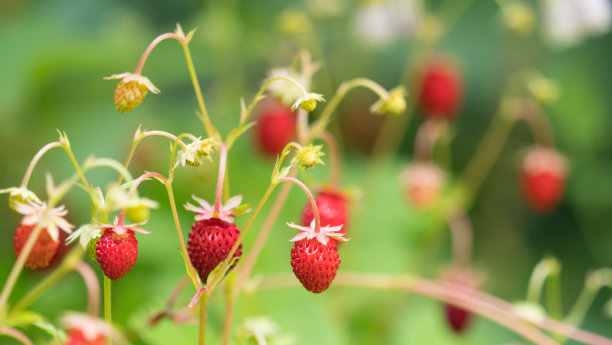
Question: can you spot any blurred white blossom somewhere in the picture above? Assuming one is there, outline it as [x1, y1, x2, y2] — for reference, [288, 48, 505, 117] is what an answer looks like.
[352, 0, 423, 47]
[542, 0, 611, 48]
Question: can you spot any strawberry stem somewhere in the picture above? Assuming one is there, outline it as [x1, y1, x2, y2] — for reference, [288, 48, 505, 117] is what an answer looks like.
[75, 261, 101, 316]
[20, 141, 63, 188]
[214, 144, 228, 215]
[447, 209, 473, 269]
[118, 172, 168, 225]
[103, 276, 112, 345]
[318, 131, 341, 189]
[198, 292, 209, 345]
[134, 32, 184, 75]
[276, 176, 321, 233]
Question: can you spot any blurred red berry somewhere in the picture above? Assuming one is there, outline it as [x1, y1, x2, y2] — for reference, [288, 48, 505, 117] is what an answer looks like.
[445, 303, 473, 334]
[255, 98, 296, 156]
[521, 147, 568, 213]
[301, 189, 349, 236]
[14, 224, 60, 269]
[418, 60, 463, 119]
[65, 329, 106, 345]
[400, 162, 445, 209]
[187, 218, 242, 283]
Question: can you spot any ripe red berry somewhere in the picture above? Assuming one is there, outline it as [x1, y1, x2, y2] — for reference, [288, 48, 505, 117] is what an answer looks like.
[255, 98, 296, 156]
[14, 224, 60, 269]
[418, 59, 463, 119]
[291, 238, 341, 293]
[187, 218, 242, 283]
[96, 228, 139, 280]
[521, 147, 568, 213]
[301, 189, 349, 235]
[445, 304, 473, 334]
[65, 329, 106, 345]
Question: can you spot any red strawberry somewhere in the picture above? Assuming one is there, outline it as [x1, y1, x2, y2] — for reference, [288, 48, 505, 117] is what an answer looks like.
[288, 220, 347, 293]
[187, 218, 242, 283]
[301, 189, 349, 235]
[445, 304, 473, 334]
[96, 228, 139, 280]
[65, 329, 106, 345]
[521, 147, 568, 213]
[255, 98, 296, 156]
[14, 224, 60, 269]
[12, 202, 73, 269]
[400, 162, 445, 209]
[418, 59, 463, 119]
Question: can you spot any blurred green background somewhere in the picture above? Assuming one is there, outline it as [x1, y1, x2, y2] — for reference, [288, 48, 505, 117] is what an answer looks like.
[1, 0, 611, 344]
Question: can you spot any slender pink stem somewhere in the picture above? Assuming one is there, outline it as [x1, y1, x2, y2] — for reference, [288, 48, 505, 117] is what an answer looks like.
[447, 209, 473, 268]
[517, 98, 556, 148]
[214, 144, 228, 214]
[0, 327, 34, 345]
[118, 172, 168, 225]
[20, 141, 63, 187]
[134, 33, 184, 74]
[276, 177, 320, 232]
[413, 119, 446, 161]
[318, 132, 341, 189]
[75, 261, 101, 316]
[143, 130, 179, 141]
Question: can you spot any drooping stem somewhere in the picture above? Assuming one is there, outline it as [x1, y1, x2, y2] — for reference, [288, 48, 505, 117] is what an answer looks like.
[527, 257, 560, 306]
[134, 32, 184, 75]
[308, 78, 390, 142]
[0, 327, 34, 345]
[20, 141, 63, 187]
[447, 208, 473, 268]
[565, 269, 612, 328]
[10, 246, 84, 314]
[276, 176, 320, 232]
[104, 276, 112, 345]
[117, 172, 168, 225]
[75, 261, 101, 316]
[318, 132, 341, 189]
[199, 293, 209, 345]
[214, 144, 228, 214]
[517, 99, 556, 148]
[258, 273, 612, 345]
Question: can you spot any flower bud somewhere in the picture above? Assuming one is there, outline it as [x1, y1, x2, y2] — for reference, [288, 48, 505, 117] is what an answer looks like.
[292, 93, 325, 112]
[371, 87, 407, 116]
[1, 187, 42, 213]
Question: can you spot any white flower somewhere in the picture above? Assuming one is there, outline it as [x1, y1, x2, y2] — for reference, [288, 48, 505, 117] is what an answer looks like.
[61, 312, 128, 344]
[104, 73, 160, 94]
[185, 195, 250, 223]
[543, 0, 612, 48]
[95, 217, 150, 235]
[174, 137, 219, 169]
[352, 0, 423, 47]
[291, 93, 325, 112]
[287, 220, 348, 245]
[14, 202, 73, 242]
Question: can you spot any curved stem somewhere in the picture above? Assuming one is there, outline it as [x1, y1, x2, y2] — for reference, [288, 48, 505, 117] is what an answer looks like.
[413, 119, 443, 161]
[0, 327, 34, 345]
[117, 172, 168, 225]
[318, 132, 341, 189]
[20, 141, 63, 187]
[75, 261, 101, 316]
[527, 257, 560, 306]
[447, 208, 473, 269]
[164, 181, 200, 289]
[276, 177, 320, 232]
[518, 99, 556, 148]
[214, 144, 228, 214]
[259, 273, 612, 345]
[565, 269, 612, 327]
[308, 78, 389, 142]
[104, 276, 112, 345]
[134, 32, 184, 75]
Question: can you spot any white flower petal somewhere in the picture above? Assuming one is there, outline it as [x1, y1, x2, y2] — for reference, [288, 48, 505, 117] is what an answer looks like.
[223, 195, 243, 210]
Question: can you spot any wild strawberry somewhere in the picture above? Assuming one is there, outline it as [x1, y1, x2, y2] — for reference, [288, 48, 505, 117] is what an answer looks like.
[95, 218, 149, 280]
[301, 189, 349, 235]
[255, 98, 296, 156]
[62, 313, 113, 345]
[445, 304, 473, 334]
[185, 195, 249, 283]
[521, 146, 568, 213]
[441, 268, 480, 334]
[104, 73, 160, 113]
[13, 202, 73, 269]
[288, 220, 347, 293]
[400, 162, 445, 209]
[418, 59, 463, 119]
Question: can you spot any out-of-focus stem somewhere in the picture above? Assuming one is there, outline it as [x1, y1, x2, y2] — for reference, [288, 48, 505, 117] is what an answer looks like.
[104, 276, 112, 345]
[318, 132, 340, 188]
[75, 261, 101, 316]
[0, 327, 34, 345]
[199, 293, 209, 345]
[447, 209, 473, 268]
